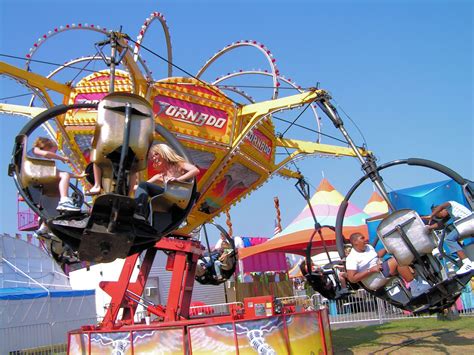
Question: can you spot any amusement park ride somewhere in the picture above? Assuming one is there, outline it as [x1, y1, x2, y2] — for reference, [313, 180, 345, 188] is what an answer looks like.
[1, 10, 473, 354]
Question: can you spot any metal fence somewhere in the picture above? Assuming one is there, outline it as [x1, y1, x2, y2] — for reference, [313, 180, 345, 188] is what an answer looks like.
[311, 288, 474, 325]
[1, 317, 97, 355]
[4, 291, 473, 353]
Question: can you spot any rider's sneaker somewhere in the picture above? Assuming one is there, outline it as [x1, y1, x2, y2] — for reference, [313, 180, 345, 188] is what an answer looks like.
[33, 225, 49, 239]
[133, 213, 147, 222]
[56, 198, 81, 211]
[456, 260, 473, 275]
[133, 212, 150, 224]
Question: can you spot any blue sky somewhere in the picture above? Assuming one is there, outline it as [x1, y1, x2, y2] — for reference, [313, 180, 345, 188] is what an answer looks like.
[0, 0, 472, 244]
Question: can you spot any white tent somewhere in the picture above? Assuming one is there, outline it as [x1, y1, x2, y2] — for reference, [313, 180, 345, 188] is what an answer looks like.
[0, 233, 96, 353]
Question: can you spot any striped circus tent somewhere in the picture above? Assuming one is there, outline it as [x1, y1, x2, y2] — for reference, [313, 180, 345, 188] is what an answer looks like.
[239, 178, 369, 260]
[363, 191, 389, 217]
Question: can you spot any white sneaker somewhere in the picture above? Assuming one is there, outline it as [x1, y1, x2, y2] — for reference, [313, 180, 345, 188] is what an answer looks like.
[57, 198, 81, 211]
[456, 261, 473, 275]
[33, 225, 49, 239]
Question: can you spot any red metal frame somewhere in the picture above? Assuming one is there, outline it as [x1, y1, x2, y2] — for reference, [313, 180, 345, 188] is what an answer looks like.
[70, 233, 333, 354]
[99, 234, 204, 329]
[317, 307, 330, 355]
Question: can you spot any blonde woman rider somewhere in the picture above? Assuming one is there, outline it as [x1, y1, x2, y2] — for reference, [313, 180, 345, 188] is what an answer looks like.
[134, 143, 199, 221]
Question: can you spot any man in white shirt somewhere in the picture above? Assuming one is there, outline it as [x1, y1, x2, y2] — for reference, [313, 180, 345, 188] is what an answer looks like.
[429, 201, 473, 275]
[346, 233, 429, 296]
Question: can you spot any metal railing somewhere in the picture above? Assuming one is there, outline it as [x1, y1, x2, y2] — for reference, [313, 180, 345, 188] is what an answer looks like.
[4, 290, 472, 353]
[17, 210, 39, 231]
[311, 288, 474, 325]
[0, 317, 97, 355]
[276, 294, 312, 312]
[189, 301, 244, 317]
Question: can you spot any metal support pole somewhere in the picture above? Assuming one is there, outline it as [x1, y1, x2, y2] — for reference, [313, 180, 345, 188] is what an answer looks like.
[318, 99, 395, 211]
[115, 102, 133, 194]
[109, 32, 117, 93]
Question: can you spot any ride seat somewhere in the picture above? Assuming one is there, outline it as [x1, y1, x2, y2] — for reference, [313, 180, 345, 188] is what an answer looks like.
[459, 218, 474, 259]
[149, 180, 194, 232]
[361, 271, 390, 291]
[150, 180, 194, 212]
[377, 209, 436, 266]
[454, 213, 474, 238]
[90, 92, 154, 192]
[18, 135, 60, 197]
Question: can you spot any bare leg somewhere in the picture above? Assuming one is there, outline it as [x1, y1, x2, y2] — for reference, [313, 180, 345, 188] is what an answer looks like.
[338, 272, 347, 288]
[457, 250, 468, 260]
[129, 171, 138, 197]
[58, 171, 70, 199]
[397, 265, 414, 283]
[387, 257, 414, 282]
[88, 164, 102, 194]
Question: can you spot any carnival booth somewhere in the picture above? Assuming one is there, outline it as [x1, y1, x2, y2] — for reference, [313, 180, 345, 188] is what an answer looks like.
[226, 236, 290, 302]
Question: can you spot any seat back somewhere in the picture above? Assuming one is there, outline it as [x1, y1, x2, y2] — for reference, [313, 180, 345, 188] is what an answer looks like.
[149, 180, 194, 234]
[91, 93, 154, 192]
[377, 209, 436, 266]
[150, 181, 194, 212]
[454, 213, 474, 238]
[19, 136, 59, 197]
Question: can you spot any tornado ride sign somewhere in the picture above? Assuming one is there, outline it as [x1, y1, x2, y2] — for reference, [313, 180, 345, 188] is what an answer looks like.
[152, 78, 236, 145]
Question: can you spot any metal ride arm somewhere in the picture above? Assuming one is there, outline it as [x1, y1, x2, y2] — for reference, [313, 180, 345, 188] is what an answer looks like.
[0, 62, 89, 175]
[274, 137, 369, 179]
[0, 103, 46, 118]
[0, 61, 72, 107]
[317, 99, 395, 211]
[114, 33, 149, 98]
[239, 90, 371, 180]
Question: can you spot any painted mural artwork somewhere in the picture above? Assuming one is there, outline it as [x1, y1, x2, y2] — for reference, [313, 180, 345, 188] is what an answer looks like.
[73, 134, 94, 163]
[132, 329, 185, 354]
[201, 162, 261, 214]
[69, 312, 327, 354]
[90, 332, 133, 354]
[188, 313, 325, 354]
[70, 329, 185, 354]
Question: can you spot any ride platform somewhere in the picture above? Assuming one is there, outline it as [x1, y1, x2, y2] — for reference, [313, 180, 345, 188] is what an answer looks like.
[67, 234, 333, 354]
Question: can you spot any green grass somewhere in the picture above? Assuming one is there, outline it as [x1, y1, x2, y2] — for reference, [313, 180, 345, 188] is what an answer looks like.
[332, 317, 474, 354]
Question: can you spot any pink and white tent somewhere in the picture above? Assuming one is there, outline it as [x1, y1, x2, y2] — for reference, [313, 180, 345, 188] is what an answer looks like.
[240, 179, 369, 260]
